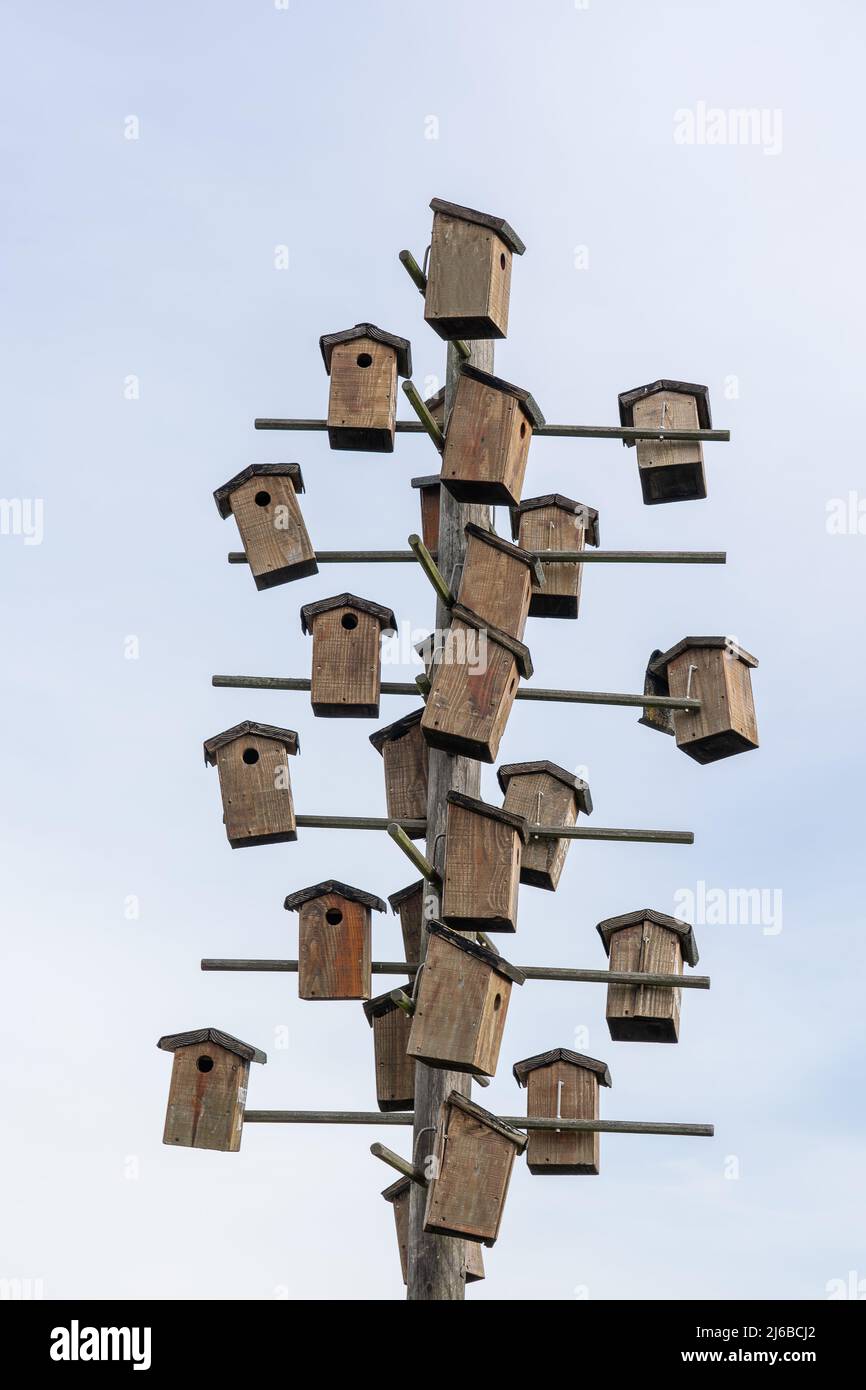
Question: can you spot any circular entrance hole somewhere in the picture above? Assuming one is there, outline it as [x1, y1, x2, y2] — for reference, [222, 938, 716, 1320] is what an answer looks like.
[356, 352, 373, 368]
[325, 908, 343, 926]
[254, 490, 271, 507]
[341, 612, 358, 630]
[196, 1055, 214, 1073]
[242, 747, 260, 765]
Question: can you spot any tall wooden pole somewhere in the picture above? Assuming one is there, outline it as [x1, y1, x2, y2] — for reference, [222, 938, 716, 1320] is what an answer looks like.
[406, 338, 493, 1300]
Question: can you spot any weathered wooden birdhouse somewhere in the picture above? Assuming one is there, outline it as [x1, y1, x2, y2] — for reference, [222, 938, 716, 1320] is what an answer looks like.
[513, 1048, 611, 1175]
[420, 602, 533, 763]
[441, 792, 528, 933]
[597, 907, 699, 1043]
[423, 1092, 527, 1245]
[364, 991, 415, 1112]
[407, 922, 525, 1076]
[618, 379, 710, 504]
[388, 880, 426, 964]
[203, 721, 299, 848]
[457, 523, 544, 641]
[369, 708, 428, 836]
[319, 323, 412, 452]
[283, 880, 386, 1001]
[300, 593, 397, 718]
[410, 473, 441, 553]
[497, 760, 593, 892]
[157, 1027, 266, 1153]
[440, 365, 544, 508]
[424, 198, 526, 341]
[647, 636, 759, 764]
[510, 494, 600, 619]
[382, 1176, 484, 1285]
[213, 463, 317, 590]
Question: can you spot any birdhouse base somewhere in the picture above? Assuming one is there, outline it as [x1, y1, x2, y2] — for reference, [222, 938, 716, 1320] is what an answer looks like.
[311, 699, 381, 719]
[678, 726, 759, 765]
[441, 910, 517, 934]
[527, 1158, 600, 1176]
[528, 592, 580, 619]
[439, 475, 522, 508]
[607, 1014, 680, 1044]
[227, 827, 298, 849]
[252, 556, 319, 591]
[326, 424, 395, 453]
[639, 459, 707, 505]
[427, 313, 507, 342]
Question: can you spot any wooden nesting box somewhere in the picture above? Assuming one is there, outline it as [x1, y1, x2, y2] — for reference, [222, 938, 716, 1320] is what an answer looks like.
[457, 524, 544, 641]
[423, 1092, 527, 1245]
[382, 1177, 484, 1285]
[283, 880, 385, 1001]
[407, 922, 525, 1076]
[319, 323, 412, 452]
[648, 636, 759, 764]
[410, 473, 441, 553]
[424, 198, 526, 341]
[497, 761, 593, 892]
[364, 992, 415, 1112]
[513, 1048, 611, 1175]
[213, 463, 317, 590]
[510, 494, 600, 619]
[369, 708, 428, 836]
[300, 592, 397, 718]
[597, 908, 699, 1043]
[157, 1028, 266, 1153]
[440, 365, 544, 508]
[203, 721, 299, 848]
[388, 880, 426, 964]
[421, 602, 533, 763]
[618, 379, 710, 504]
[441, 792, 528, 933]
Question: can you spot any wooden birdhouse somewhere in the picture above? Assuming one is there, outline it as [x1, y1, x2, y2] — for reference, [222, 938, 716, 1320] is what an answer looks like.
[300, 593, 397, 718]
[407, 922, 525, 1076]
[647, 636, 759, 764]
[203, 721, 299, 848]
[157, 1027, 266, 1153]
[423, 1092, 527, 1245]
[497, 761, 593, 892]
[440, 365, 544, 508]
[510, 494, 600, 619]
[597, 907, 699, 1043]
[441, 792, 528, 933]
[369, 709, 428, 836]
[364, 991, 415, 1112]
[213, 463, 317, 590]
[283, 881, 386, 1001]
[457, 523, 544, 641]
[513, 1048, 611, 1175]
[388, 880, 426, 963]
[424, 198, 526, 341]
[420, 602, 533, 763]
[382, 1177, 484, 1285]
[618, 379, 710, 504]
[319, 323, 412, 452]
[410, 474, 441, 553]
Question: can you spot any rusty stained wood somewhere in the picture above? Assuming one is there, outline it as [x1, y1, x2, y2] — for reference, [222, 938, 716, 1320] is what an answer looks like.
[162, 1042, 250, 1153]
[294, 892, 373, 1001]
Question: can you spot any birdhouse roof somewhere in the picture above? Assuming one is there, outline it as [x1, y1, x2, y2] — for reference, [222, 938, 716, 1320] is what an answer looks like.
[444, 1090, 529, 1149]
[513, 1048, 611, 1088]
[300, 592, 397, 634]
[410, 473, 441, 490]
[618, 379, 712, 432]
[457, 364, 545, 428]
[426, 921, 526, 985]
[430, 198, 526, 255]
[509, 495, 600, 549]
[363, 990, 407, 1025]
[449, 602, 534, 679]
[596, 908, 699, 967]
[319, 323, 412, 378]
[496, 761, 593, 816]
[648, 636, 759, 675]
[203, 722, 299, 765]
[446, 791, 529, 844]
[213, 463, 305, 518]
[463, 523, 545, 588]
[387, 880, 424, 912]
[283, 881, 387, 913]
[156, 1028, 267, 1065]
[381, 1175, 411, 1202]
[369, 708, 424, 753]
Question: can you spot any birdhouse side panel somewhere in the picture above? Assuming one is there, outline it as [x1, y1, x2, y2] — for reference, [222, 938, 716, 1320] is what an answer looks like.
[216, 736, 297, 847]
[518, 506, 584, 618]
[163, 1044, 250, 1153]
[421, 625, 520, 763]
[425, 214, 511, 340]
[390, 1186, 410, 1284]
[441, 375, 530, 507]
[606, 922, 682, 1042]
[229, 475, 317, 589]
[407, 936, 494, 1073]
[395, 887, 424, 964]
[372, 1007, 415, 1111]
[326, 338, 398, 452]
[424, 1106, 517, 1245]
[473, 970, 513, 1077]
[418, 486, 440, 553]
[632, 391, 706, 504]
[667, 647, 758, 763]
[525, 1061, 599, 1174]
[442, 803, 521, 932]
[458, 534, 533, 640]
[298, 896, 372, 1000]
[309, 608, 383, 718]
[381, 726, 429, 828]
[503, 773, 576, 891]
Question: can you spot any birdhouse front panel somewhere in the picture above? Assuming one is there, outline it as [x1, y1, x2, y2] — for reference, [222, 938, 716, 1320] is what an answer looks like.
[524, 1060, 600, 1175]
[660, 639, 759, 764]
[370, 710, 429, 834]
[420, 608, 532, 764]
[294, 892, 373, 1000]
[215, 466, 317, 591]
[440, 368, 535, 508]
[364, 994, 415, 1112]
[423, 1093, 526, 1246]
[302, 595, 396, 719]
[411, 475, 441, 553]
[605, 921, 683, 1042]
[441, 794, 526, 933]
[619, 381, 711, 505]
[389, 880, 425, 964]
[498, 763, 591, 893]
[208, 731, 298, 848]
[511, 496, 600, 619]
[424, 199, 525, 341]
[457, 525, 542, 641]
[158, 1030, 266, 1154]
[407, 924, 524, 1076]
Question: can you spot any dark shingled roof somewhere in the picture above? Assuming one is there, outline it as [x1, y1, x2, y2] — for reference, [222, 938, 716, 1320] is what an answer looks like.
[213, 463, 304, 519]
[426, 921, 526, 986]
[443, 1090, 528, 1149]
[457, 363, 544, 428]
[617, 379, 712, 447]
[649, 636, 759, 675]
[446, 791, 529, 844]
[319, 323, 412, 378]
[369, 708, 424, 754]
[430, 198, 526, 255]
[464, 523, 545, 588]
[509, 494, 600, 549]
[513, 1048, 611, 1088]
[300, 592, 397, 635]
[595, 908, 699, 968]
[387, 880, 424, 912]
[496, 761, 593, 817]
[203, 722, 299, 765]
[449, 602, 534, 679]
[157, 1028, 267, 1065]
[283, 881, 387, 913]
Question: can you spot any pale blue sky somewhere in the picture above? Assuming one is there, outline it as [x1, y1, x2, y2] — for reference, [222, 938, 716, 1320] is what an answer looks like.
[1, 0, 864, 1300]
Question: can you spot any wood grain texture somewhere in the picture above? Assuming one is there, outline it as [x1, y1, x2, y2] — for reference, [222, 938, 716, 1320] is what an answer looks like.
[375, 719, 429, 831]
[500, 771, 577, 891]
[440, 371, 532, 507]
[421, 619, 521, 763]
[632, 390, 706, 503]
[523, 1060, 601, 1175]
[417, 483, 441, 553]
[516, 502, 586, 619]
[228, 474, 317, 590]
[366, 999, 415, 1111]
[606, 921, 683, 1043]
[307, 607, 383, 717]
[441, 798, 522, 932]
[667, 646, 759, 763]
[387, 1180, 484, 1284]
[425, 213, 512, 340]
[423, 1097, 523, 1245]
[298, 894, 372, 1000]
[389, 880, 425, 964]
[326, 337, 398, 452]
[163, 1042, 250, 1153]
[407, 928, 514, 1076]
[213, 734, 297, 847]
[457, 528, 533, 639]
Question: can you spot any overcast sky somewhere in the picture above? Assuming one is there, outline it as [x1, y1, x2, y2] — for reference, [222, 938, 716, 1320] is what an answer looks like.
[2, 0, 864, 1301]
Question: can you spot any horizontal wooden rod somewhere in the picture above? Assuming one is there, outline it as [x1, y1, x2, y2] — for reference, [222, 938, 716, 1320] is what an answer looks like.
[227, 549, 726, 566]
[370, 1142, 428, 1186]
[297, 815, 426, 832]
[200, 959, 711, 990]
[254, 418, 730, 443]
[243, 1111, 714, 1137]
[210, 674, 701, 711]
[290, 815, 692, 844]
